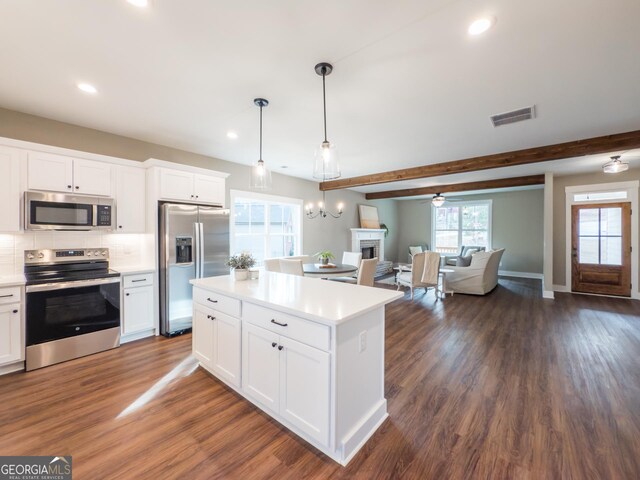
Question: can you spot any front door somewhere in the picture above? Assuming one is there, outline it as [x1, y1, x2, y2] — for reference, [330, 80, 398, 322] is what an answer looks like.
[571, 202, 631, 296]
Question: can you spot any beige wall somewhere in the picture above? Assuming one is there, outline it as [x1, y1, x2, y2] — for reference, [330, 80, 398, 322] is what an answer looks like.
[0, 107, 398, 262]
[396, 188, 545, 274]
[552, 167, 640, 287]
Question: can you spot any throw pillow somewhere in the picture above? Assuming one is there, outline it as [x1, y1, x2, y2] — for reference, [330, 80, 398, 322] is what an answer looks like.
[456, 255, 472, 267]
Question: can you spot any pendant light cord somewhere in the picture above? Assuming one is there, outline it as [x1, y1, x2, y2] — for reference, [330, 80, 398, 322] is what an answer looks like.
[322, 70, 328, 143]
[259, 104, 263, 161]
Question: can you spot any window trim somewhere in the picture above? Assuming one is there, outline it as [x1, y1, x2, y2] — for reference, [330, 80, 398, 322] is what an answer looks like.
[229, 189, 304, 263]
[431, 199, 493, 253]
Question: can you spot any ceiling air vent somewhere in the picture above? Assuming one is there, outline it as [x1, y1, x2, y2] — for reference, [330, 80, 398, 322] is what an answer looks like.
[490, 105, 536, 127]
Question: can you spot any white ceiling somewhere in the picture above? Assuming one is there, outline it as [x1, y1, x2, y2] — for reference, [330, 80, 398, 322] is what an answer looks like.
[0, 0, 639, 193]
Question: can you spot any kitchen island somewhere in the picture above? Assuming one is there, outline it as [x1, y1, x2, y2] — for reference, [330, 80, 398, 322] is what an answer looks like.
[190, 272, 403, 465]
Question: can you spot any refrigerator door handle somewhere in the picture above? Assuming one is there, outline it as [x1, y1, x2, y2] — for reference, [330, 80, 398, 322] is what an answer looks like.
[194, 222, 201, 279]
[199, 222, 205, 278]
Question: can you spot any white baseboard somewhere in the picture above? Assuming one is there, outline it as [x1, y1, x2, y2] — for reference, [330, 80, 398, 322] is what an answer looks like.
[0, 361, 24, 376]
[542, 290, 555, 299]
[498, 270, 543, 280]
[553, 284, 569, 292]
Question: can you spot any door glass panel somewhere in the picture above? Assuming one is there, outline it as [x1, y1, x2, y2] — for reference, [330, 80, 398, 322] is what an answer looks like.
[600, 208, 622, 236]
[600, 237, 622, 265]
[579, 237, 599, 264]
[578, 209, 599, 236]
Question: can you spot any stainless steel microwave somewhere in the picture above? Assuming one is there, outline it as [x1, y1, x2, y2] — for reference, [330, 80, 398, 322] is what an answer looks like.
[25, 191, 115, 231]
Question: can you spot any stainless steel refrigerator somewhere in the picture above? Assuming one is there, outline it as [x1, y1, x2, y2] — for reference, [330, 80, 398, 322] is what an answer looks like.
[159, 203, 229, 336]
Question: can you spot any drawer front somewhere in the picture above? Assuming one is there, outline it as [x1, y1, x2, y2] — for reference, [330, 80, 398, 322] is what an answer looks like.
[193, 288, 241, 318]
[0, 286, 21, 305]
[123, 273, 154, 288]
[243, 302, 330, 351]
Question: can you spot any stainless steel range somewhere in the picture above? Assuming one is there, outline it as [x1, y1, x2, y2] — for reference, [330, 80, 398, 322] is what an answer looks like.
[24, 248, 121, 371]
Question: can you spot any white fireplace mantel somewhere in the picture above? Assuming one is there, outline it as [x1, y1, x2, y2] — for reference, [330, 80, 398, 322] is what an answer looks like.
[351, 228, 386, 261]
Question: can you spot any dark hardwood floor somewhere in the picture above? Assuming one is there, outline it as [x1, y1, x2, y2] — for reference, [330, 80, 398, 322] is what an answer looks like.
[2, 277, 640, 479]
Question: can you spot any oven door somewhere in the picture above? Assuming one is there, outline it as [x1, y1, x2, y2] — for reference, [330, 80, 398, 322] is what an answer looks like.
[26, 277, 121, 346]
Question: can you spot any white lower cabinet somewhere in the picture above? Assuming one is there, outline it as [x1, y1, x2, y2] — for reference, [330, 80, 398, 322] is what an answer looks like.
[0, 303, 22, 366]
[121, 273, 155, 341]
[242, 321, 330, 446]
[242, 322, 280, 412]
[193, 303, 241, 388]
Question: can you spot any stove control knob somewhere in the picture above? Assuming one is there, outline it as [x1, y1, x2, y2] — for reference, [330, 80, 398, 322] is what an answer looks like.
[87, 251, 92, 257]
[101, 251, 107, 256]
[37, 253, 44, 258]
[27, 253, 34, 260]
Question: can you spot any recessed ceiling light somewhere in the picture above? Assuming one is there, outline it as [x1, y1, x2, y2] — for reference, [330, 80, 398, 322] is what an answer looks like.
[77, 83, 98, 94]
[127, 0, 149, 7]
[226, 131, 238, 139]
[468, 17, 495, 36]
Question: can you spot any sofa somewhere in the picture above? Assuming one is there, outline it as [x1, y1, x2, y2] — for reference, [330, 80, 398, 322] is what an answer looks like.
[444, 249, 505, 295]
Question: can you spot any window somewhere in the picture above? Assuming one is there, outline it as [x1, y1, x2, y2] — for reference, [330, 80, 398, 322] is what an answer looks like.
[432, 200, 491, 253]
[573, 191, 627, 202]
[577, 207, 623, 265]
[230, 190, 302, 265]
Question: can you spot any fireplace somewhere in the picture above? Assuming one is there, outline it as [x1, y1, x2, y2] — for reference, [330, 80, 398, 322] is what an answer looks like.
[362, 246, 375, 260]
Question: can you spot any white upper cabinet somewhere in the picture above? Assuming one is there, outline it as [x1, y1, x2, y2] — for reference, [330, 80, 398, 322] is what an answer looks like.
[27, 152, 74, 193]
[116, 166, 146, 233]
[159, 168, 225, 205]
[194, 174, 225, 205]
[159, 169, 194, 202]
[0, 146, 22, 232]
[27, 152, 111, 196]
[73, 158, 112, 196]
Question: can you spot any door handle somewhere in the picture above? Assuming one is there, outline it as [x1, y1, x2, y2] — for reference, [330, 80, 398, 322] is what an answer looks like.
[278, 345, 284, 351]
[272, 342, 277, 348]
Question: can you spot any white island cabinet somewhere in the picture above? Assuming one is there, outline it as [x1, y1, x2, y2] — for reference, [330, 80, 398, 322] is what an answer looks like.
[190, 273, 402, 466]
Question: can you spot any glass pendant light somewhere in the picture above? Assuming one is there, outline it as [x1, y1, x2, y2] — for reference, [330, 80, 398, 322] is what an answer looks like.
[251, 98, 272, 190]
[432, 193, 446, 207]
[602, 155, 629, 174]
[313, 62, 341, 181]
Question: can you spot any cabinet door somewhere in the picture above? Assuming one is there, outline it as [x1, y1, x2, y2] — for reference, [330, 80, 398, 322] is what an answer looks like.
[193, 174, 224, 205]
[0, 304, 22, 365]
[116, 166, 146, 233]
[242, 322, 280, 413]
[73, 158, 112, 196]
[212, 311, 241, 387]
[279, 336, 330, 446]
[123, 285, 154, 335]
[27, 152, 74, 193]
[159, 169, 194, 202]
[193, 304, 214, 367]
[0, 147, 21, 232]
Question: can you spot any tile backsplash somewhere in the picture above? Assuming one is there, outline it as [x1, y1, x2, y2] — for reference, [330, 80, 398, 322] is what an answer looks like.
[0, 232, 153, 276]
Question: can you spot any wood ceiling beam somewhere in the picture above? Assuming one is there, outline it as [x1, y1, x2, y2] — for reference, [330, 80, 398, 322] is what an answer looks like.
[320, 129, 640, 191]
[364, 174, 545, 200]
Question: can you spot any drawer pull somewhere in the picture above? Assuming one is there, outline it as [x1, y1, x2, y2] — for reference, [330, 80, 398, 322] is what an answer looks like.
[12, 309, 18, 314]
[278, 345, 284, 351]
[270, 319, 288, 327]
[125, 293, 130, 296]
[0, 294, 14, 298]
[131, 279, 146, 283]
[272, 342, 277, 348]
[207, 298, 218, 303]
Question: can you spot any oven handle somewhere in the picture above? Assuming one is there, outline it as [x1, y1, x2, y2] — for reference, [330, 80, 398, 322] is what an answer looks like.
[26, 277, 121, 293]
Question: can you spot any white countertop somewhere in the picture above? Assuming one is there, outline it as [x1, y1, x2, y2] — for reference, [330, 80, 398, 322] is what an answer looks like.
[191, 272, 403, 326]
[0, 274, 26, 287]
[112, 265, 156, 275]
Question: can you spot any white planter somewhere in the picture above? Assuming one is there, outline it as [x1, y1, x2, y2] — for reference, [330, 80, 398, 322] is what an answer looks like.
[233, 268, 249, 281]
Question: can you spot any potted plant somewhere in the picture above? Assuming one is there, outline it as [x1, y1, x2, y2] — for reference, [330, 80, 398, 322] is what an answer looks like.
[226, 252, 257, 281]
[315, 250, 335, 266]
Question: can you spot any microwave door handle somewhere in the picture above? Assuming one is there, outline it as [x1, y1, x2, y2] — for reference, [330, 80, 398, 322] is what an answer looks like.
[92, 204, 98, 227]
